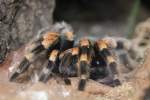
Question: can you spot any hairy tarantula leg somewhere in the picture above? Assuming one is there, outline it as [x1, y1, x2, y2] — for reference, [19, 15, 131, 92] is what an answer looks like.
[78, 54, 90, 91]
[60, 32, 75, 51]
[102, 37, 131, 50]
[42, 32, 60, 51]
[9, 32, 60, 81]
[59, 47, 79, 85]
[59, 52, 72, 85]
[78, 38, 94, 91]
[54, 22, 74, 51]
[9, 58, 30, 81]
[95, 40, 118, 81]
[39, 50, 59, 82]
[9, 44, 45, 81]
[103, 37, 135, 71]
[103, 37, 135, 69]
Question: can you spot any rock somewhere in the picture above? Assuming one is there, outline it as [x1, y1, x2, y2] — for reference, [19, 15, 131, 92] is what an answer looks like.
[131, 18, 150, 63]
[0, 0, 55, 63]
[0, 39, 8, 64]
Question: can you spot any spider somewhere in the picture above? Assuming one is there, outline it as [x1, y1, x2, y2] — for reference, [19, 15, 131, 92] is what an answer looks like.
[9, 22, 129, 91]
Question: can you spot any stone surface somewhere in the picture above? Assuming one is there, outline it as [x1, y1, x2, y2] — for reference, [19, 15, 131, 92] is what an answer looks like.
[0, 0, 55, 63]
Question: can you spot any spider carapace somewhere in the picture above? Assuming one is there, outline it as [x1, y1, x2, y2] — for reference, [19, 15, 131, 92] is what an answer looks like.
[9, 22, 126, 91]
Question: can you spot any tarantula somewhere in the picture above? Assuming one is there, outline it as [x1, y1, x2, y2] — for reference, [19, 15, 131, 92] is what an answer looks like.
[9, 22, 128, 91]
